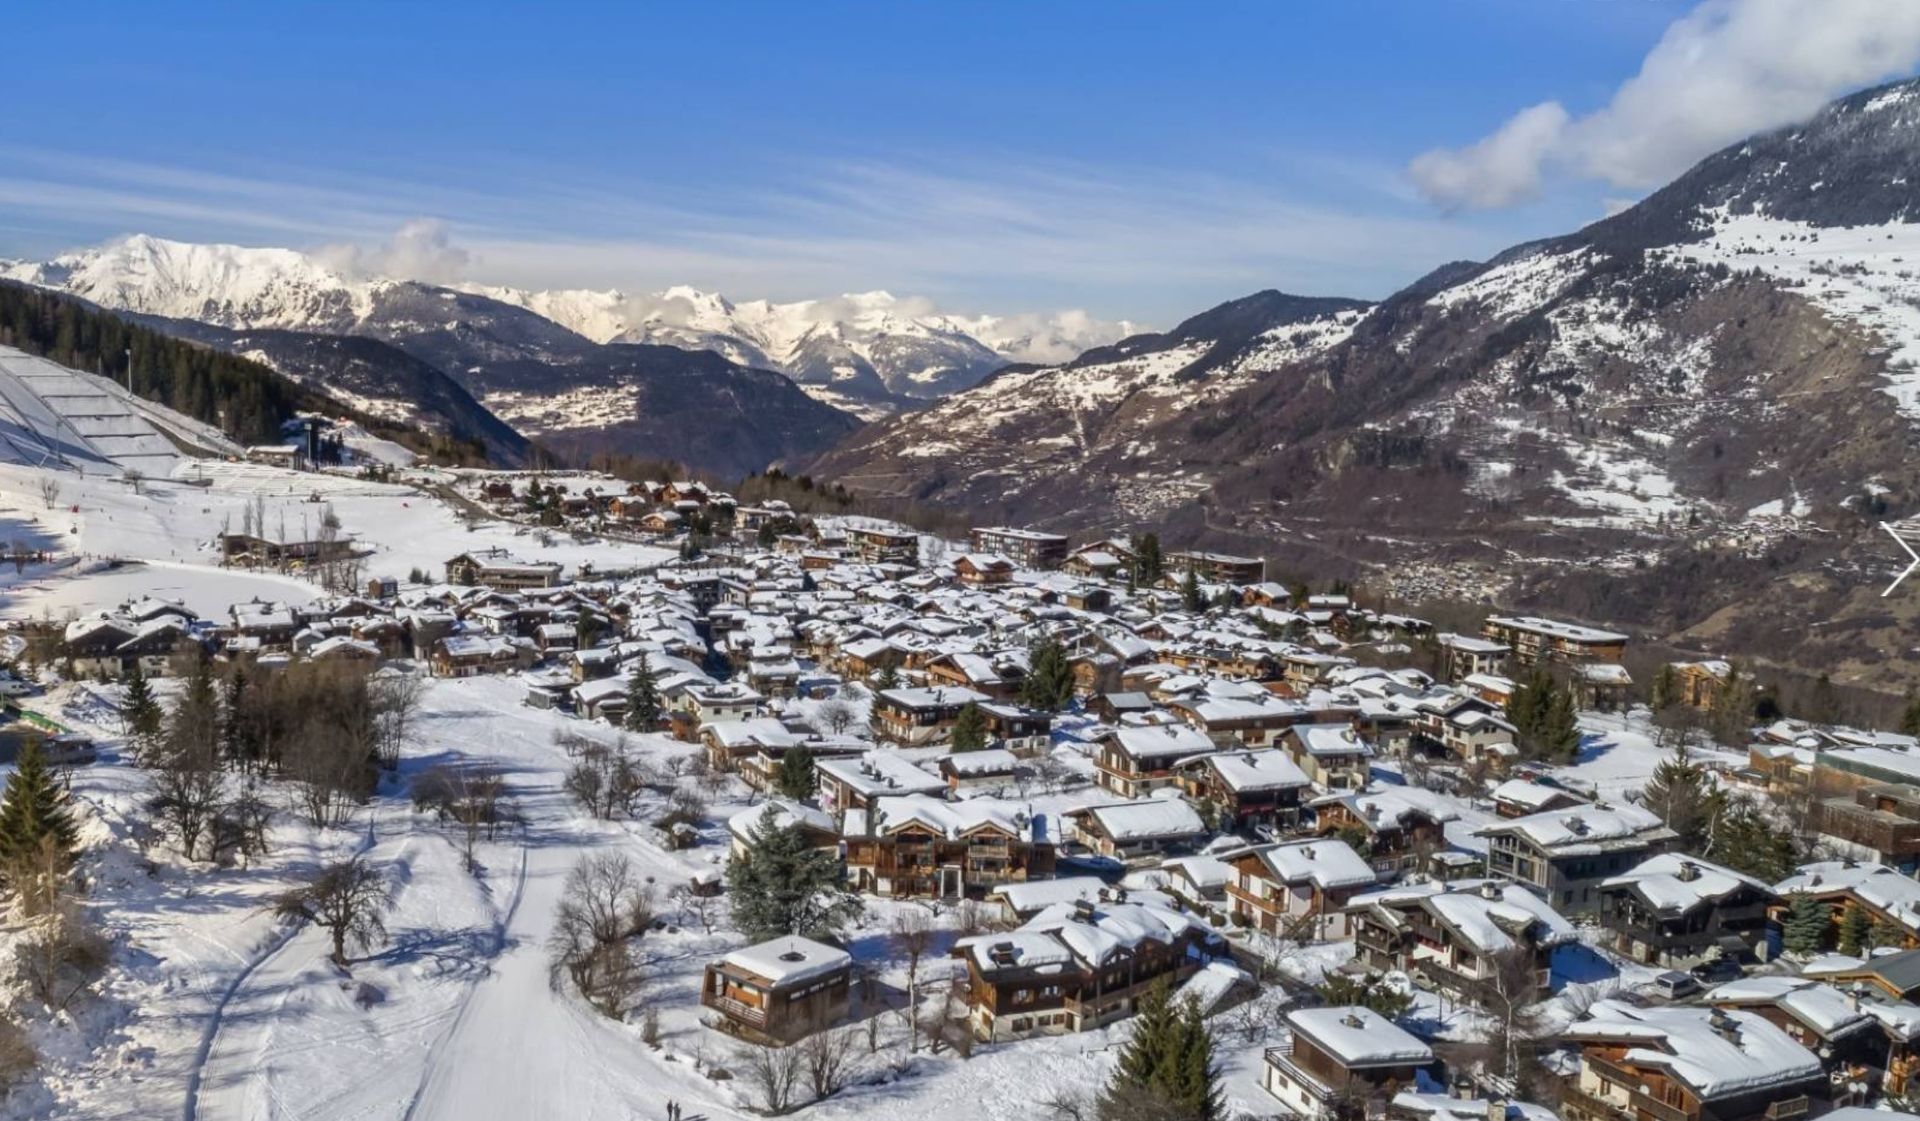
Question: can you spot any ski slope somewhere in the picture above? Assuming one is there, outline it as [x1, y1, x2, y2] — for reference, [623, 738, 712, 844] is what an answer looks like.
[0, 347, 239, 477]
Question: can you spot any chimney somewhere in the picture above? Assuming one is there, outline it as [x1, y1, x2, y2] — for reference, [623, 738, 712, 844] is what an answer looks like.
[1342, 1011, 1366, 1029]
[1677, 861, 1701, 882]
[1709, 1007, 1742, 1044]
[1073, 898, 1096, 923]
[1480, 880, 1502, 901]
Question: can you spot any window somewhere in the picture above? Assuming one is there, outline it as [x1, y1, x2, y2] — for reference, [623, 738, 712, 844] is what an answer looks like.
[1013, 988, 1032, 1004]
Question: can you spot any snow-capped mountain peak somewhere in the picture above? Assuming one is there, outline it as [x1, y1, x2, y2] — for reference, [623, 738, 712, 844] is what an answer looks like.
[2, 234, 377, 332]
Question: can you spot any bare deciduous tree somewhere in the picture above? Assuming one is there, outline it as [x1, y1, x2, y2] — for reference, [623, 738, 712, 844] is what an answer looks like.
[890, 908, 936, 1054]
[815, 700, 856, 736]
[415, 762, 509, 871]
[272, 858, 392, 967]
[369, 672, 425, 769]
[547, 852, 655, 1018]
[7, 901, 107, 1013]
[737, 1043, 805, 1115]
[801, 1026, 863, 1100]
[37, 476, 60, 511]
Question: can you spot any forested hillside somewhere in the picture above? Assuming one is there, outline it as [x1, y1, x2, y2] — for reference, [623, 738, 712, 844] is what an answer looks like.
[0, 282, 485, 463]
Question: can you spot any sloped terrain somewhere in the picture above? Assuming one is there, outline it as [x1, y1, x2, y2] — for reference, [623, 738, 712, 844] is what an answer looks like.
[4, 238, 861, 475]
[813, 77, 1920, 689]
[0, 346, 239, 476]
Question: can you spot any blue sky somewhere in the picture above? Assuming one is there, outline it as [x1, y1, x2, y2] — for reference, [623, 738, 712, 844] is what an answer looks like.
[2, 1, 1911, 325]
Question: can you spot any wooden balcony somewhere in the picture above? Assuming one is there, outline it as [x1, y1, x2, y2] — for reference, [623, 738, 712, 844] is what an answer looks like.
[701, 992, 767, 1027]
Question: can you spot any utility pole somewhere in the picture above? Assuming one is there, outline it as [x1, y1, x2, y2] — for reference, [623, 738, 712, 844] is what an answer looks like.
[124, 348, 133, 392]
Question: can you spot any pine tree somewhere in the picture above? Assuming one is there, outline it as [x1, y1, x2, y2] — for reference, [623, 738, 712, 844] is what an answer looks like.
[1180, 567, 1204, 613]
[1540, 688, 1580, 763]
[1840, 904, 1873, 955]
[0, 738, 78, 869]
[1781, 895, 1831, 956]
[1901, 693, 1920, 739]
[624, 653, 661, 732]
[169, 655, 221, 763]
[1708, 800, 1797, 882]
[774, 749, 816, 800]
[221, 666, 249, 765]
[726, 805, 862, 941]
[1020, 638, 1075, 711]
[1643, 748, 1718, 851]
[1100, 981, 1178, 1118]
[1132, 533, 1164, 585]
[950, 702, 987, 752]
[872, 663, 901, 692]
[122, 660, 163, 754]
[1710, 662, 1756, 748]
[1161, 999, 1225, 1121]
[1650, 663, 1677, 711]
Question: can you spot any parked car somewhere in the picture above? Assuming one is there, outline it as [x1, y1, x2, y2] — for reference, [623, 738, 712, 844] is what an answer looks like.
[1648, 970, 1703, 1001]
[1689, 957, 1742, 984]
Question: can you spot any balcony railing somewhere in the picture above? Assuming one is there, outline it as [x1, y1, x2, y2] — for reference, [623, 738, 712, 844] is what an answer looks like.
[701, 992, 767, 1026]
[1764, 1098, 1810, 1121]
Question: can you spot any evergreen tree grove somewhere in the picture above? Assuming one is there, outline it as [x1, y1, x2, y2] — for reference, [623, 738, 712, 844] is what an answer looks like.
[1020, 638, 1075, 711]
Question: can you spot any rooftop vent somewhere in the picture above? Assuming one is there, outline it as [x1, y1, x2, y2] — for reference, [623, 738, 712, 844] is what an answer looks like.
[1341, 1011, 1366, 1029]
[1708, 1007, 1742, 1044]
[778, 950, 807, 963]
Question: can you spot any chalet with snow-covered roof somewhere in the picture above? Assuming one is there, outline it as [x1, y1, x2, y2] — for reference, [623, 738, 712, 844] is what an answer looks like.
[951, 553, 1016, 587]
[1263, 1007, 1435, 1121]
[443, 551, 563, 591]
[1771, 861, 1920, 954]
[1167, 550, 1265, 586]
[1437, 632, 1510, 682]
[843, 795, 1053, 899]
[870, 685, 990, 745]
[1311, 786, 1458, 878]
[1225, 838, 1377, 939]
[1477, 803, 1677, 916]
[935, 748, 1023, 793]
[1283, 724, 1374, 792]
[1559, 1001, 1824, 1121]
[848, 526, 917, 565]
[429, 634, 528, 677]
[1350, 878, 1575, 1000]
[1176, 748, 1312, 831]
[701, 936, 850, 1044]
[951, 896, 1223, 1041]
[1490, 778, 1588, 818]
[1702, 976, 1886, 1097]
[1066, 799, 1208, 863]
[814, 753, 946, 813]
[1598, 853, 1776, 968]
[1094, 722, 1216, 799]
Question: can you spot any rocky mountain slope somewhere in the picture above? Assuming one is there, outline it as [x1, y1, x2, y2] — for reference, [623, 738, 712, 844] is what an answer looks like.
[467, 283, 1134, 413]
[0, 237, 857, 475]
[812, 77, 1920, 691]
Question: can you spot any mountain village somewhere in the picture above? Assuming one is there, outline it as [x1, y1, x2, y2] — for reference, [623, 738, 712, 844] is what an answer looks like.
[1, 391, 1918, 1121]
[4, 16, 1920, 1121]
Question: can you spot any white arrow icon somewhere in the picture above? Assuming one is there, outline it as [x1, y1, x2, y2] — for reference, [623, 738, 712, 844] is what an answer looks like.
[1884, 522, 1920, 596]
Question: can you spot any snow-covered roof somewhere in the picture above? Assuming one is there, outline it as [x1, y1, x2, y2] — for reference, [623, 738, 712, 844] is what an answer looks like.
[1254, 839, 1376, 890]
[1204, 749, 1310, 792]
[1291, 723, 1373, 757]
[1475, 802, 1672, 855]
[1286, 1006, 1433, 1067]
[1111, 722, 1217, 759]
[1079, 799, 1207, 842]
[816, 752, 945, 798]
[1600, 852, 1772, 914]
[1705, 976, 1875, 1039]
[1566, 1000, 1822, 1100]
[719, 936, 850, 987]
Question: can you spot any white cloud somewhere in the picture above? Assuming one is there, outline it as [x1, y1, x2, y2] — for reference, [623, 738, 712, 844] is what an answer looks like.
[318, 218, 471, 283]
[0, 141, 1495, 324]
[1411, 0, 1920, 211]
